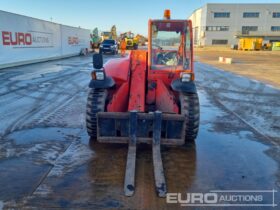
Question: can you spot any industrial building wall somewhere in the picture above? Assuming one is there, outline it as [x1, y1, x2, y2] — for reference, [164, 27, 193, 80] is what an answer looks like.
[0, 10, 90, 69]
[189, 5, 207, 46]
[190, 4, 280, 46]
[189, 8, 202, 46]
[204, 4, 280, 46]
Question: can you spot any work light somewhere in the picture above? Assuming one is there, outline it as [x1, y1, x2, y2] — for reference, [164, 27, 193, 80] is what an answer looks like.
[91, 71, 105, 80]
[180, 72, 191, 82]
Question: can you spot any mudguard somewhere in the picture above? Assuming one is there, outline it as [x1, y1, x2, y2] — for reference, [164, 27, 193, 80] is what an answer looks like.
[171, 79, 197, 94]
[88, 77, 115, 89]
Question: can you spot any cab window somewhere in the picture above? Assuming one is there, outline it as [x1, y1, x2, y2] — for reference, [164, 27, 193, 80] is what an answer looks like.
[151, 21, 191, 70]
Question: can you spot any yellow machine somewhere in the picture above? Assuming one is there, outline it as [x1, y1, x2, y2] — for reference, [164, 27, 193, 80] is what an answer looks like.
[272, 42, 280, 51]
[121, 32, 139, 49]
[238, 38, 263, 50]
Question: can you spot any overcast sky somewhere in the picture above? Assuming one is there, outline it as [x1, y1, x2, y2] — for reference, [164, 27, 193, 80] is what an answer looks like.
[1, 0, 280, 35]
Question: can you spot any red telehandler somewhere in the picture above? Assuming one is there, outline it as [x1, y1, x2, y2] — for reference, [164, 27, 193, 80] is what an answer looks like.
[86, 10, 199, 197]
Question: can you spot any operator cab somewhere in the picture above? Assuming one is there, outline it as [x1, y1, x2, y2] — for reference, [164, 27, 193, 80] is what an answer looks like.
[149, 11, 192, 71]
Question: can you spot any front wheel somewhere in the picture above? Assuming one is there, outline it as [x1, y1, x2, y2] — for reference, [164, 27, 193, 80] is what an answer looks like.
[86, 88, 108, 140]
[180, 92, 200, 143]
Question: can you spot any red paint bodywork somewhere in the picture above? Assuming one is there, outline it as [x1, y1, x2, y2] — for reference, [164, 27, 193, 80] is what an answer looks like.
[128, 50, 147, 112]
[103, 19, 194, 114]
[107, 82, 130, 112]
[155, 80, 179, 113]
[104, 57, 130, 84]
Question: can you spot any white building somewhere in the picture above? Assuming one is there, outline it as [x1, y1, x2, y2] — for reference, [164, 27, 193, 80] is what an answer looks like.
[189, 3, 280, 46]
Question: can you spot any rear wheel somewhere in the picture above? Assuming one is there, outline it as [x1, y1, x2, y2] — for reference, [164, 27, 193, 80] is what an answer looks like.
[86, 88, 108, 140]
[180, 92, 200, 142]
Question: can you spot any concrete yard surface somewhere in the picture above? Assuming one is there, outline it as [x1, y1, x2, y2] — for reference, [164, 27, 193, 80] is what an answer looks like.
[0, 54, 279, 209]
[195, 47, 280, 88]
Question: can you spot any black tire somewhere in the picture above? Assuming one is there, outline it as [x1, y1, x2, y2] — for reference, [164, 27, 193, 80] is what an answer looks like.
[86, 88, 107, 140]
[180, 92, 200, 142]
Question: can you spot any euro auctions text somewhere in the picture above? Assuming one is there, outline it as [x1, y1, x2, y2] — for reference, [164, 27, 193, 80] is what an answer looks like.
[166, 190, 278, 207]
[1, 31, 53, 47]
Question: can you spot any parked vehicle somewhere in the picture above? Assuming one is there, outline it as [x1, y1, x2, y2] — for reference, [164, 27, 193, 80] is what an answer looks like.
[99, 39, 118, 54]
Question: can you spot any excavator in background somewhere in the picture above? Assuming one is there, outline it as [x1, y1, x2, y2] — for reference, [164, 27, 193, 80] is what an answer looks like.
[101, 25, 118, 42]
[90, 27, 101, 49]
[110, 25, 117, 41]
[135, 34, 148, 46]
[86, 10, 199, 197]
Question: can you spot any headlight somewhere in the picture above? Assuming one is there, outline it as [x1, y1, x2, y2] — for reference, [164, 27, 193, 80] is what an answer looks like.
[180, 73, 191, 82]
[96, 72, 105, 80]
[91, 71, 105, 80]
[100, 45, 103, 48]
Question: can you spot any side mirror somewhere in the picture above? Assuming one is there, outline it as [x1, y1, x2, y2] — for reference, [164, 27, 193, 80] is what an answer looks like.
[93, 53, 103, 69]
